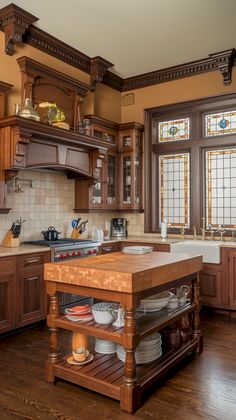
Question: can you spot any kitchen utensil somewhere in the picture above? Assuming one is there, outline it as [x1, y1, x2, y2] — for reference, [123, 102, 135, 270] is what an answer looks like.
[41, 226, 61, 241]
[78, 220, 88, 235]
[71, 218, 81, 229]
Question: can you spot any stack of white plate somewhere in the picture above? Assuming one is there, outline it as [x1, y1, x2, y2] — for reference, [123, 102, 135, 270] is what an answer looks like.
[117, 332, 162, 364]
[95, 338, 117, 354]
[122, 246, 153, 254]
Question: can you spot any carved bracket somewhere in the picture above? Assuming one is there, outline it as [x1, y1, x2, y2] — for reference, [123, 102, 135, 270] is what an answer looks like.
[209, 48, 236, 85]
[90, 56, 113, 91]
[0, 3, 38, 56]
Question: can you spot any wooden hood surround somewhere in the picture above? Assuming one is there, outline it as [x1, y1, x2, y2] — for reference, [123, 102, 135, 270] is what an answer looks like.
[0, 55, 115, 213]
[0, 116, 110, 213]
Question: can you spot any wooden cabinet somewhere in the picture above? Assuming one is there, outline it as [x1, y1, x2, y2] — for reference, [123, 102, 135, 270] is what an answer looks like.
[228, 248, 236, 310]
[119, 123, 143, 211]
[74, 117, 144, 212]
[0, 257, 16, 334]
[0, 251, 50, 335]
[99, 242, 122, 254]
[199, 264, 224, 308]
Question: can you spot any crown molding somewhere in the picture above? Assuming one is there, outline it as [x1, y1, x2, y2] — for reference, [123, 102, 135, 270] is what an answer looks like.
[0, 3, 38, 56]
[209, 48, 235, 85]
[0, 80, 13, 93]
[0, 4, 235, 92]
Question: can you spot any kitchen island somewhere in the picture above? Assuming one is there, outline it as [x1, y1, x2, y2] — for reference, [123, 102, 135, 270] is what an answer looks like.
[44, 251, 203, 413]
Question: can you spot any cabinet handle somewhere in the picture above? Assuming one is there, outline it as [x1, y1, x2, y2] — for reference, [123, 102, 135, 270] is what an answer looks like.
[27, 276, 38, 281]
[26, 259, 39, 264]
[103, 247, 112, 252]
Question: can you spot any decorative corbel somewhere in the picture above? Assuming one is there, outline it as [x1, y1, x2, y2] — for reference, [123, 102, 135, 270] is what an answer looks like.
[209, 48, 236, 85]
[90, 56, 113, 91]
[0, 3, 38, 56]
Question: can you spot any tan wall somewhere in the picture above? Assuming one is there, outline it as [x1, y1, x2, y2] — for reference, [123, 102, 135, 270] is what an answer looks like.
[94, 83, 121, 123]
[121, 68, 236, 123]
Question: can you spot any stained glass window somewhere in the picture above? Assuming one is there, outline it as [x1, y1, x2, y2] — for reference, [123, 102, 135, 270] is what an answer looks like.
[205, 110, 236, 137]
[159, 153, 190, 227]
[158, 118, 190, 142]
[205, 148, 236, 229]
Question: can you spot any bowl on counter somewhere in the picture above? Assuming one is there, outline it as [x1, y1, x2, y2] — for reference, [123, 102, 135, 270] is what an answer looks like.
[138, 291, 172, 312]
[92, 301, 119, 324]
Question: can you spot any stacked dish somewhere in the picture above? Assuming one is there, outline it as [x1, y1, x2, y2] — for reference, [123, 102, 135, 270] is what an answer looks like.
[92, 302, 119, 324]
[95, 338, 117, 354]
[138, 291, 172, 312]
[122, 246, 153, 254]
[65, 304, 93, 322]
[117, 332, 162, 364]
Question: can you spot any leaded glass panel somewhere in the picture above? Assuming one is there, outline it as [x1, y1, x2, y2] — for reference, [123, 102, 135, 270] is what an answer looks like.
[205, 110, 236, 137]
[159, 153, 190, 227]
[205, 148, 236, 228]
[158, 118, 190, 142]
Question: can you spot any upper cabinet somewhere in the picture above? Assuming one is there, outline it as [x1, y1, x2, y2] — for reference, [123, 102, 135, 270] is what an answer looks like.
[74, 117, 144, 212]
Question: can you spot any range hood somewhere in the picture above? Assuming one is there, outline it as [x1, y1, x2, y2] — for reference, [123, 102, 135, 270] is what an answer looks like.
[0, 116, 112, 213]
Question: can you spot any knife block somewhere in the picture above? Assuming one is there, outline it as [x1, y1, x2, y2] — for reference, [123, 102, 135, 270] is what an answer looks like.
[71, 228, 82, 240]
[1, 230, 20, 247]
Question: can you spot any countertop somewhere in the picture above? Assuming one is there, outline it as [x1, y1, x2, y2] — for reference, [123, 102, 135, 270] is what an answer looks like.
[44, 251, 203, 293]
[101, 236, 181, 244]
[0, 244, 50, 257]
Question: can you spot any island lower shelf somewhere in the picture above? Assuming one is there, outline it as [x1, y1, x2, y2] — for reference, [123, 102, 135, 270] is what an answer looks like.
[53, 337, 199, 402]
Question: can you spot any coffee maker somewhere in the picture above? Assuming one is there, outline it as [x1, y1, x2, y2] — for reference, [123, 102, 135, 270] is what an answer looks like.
[110, 218, 128, 238]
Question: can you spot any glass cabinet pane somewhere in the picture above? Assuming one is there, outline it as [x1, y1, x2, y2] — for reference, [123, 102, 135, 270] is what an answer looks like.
[91, 182, 102, 204]
[107, 155, 116, 204]
[134, 155, 140, 204]
[122, 136, 132, 147]
[123, 156, 131, 204]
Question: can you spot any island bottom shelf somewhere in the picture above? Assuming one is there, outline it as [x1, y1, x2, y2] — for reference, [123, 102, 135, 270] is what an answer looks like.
[52, 336, 200, 404]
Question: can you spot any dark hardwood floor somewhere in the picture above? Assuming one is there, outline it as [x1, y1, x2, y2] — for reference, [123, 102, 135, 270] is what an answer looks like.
[0, 311, 235, 420]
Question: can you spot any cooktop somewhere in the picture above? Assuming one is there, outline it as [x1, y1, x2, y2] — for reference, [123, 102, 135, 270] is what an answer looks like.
[23, 239, 96, 247]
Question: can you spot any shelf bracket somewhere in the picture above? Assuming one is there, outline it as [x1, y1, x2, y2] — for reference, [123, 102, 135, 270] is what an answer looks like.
[209, 48, 236, 85]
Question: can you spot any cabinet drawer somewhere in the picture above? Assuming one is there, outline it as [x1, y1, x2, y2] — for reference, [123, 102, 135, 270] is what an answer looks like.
[0, 257, 16, 275]
[18, 252, 48, 269]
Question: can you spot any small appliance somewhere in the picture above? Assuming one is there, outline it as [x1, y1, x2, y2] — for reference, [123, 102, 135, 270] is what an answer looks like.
[110, 218, 128, 238]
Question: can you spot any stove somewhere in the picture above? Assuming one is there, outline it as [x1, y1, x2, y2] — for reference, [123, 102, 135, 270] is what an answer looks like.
[23, 238, 100, 262]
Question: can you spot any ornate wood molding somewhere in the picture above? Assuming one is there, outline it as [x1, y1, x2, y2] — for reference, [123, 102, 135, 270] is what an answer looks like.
[90, 56, 113, 91]
[0, 3, 38, 55]
[0, 80, 13, 93]
[103, 71, 123, 92]
[209, 48, 235, 85]
[25, 25, 91, 74]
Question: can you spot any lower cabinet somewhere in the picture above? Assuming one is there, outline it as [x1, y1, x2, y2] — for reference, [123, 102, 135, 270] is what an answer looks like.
[199, 265, 224, 308]
[228, 248, 236, 310]
[0, 257, 16, 334]
[99, 242, 122, 254]
[0, 251, 50, 334]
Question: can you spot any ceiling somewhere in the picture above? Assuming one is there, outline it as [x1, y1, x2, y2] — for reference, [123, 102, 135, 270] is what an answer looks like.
[1, 0, 236, 78]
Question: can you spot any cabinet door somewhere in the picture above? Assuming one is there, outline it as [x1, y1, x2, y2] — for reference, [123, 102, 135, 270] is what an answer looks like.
[199, 267, 223, 307]
[104, 152, 118, 209]
[16, 267, 47, 327]
[0, 257, 16, 334]
[228, 249, 236, 309]
[100, 243, 121, 254]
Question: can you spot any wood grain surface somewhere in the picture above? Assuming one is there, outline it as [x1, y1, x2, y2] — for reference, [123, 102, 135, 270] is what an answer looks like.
[44, 252, 203, 292]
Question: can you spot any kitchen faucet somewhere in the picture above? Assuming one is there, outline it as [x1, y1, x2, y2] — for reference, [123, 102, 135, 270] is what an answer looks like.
[217, 224, 226, 241]
[180, 225, 185, 239]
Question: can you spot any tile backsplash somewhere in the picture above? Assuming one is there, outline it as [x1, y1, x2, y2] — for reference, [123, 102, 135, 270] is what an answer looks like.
[0, 169, 152, 243]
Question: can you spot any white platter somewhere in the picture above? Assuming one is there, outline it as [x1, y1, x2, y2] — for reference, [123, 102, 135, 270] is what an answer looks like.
[122, 246, 153, 254]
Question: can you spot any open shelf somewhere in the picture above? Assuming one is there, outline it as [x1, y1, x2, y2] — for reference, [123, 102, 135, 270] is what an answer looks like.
[52, 302, 197, 344]
[53, 337, 199, 402]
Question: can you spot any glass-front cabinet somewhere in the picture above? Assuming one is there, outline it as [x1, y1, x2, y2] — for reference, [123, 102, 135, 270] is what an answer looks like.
[119, 123, 143, 211]
[74, 118, 143, 212]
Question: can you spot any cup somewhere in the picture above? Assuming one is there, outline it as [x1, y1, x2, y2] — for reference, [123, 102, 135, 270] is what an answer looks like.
[72, 347, 89, 362]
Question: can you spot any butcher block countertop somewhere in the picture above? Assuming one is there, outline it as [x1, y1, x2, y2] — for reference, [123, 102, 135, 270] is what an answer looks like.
[44, 251, 203, 293]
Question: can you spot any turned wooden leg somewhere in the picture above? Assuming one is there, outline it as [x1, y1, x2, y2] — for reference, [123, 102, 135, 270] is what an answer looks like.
[120, 308, 141, 413]
[192, 273, 203, 354]
[45, 293, 61, 382]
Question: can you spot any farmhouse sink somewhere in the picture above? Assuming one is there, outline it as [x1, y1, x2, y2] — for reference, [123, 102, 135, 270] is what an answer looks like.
[170, 240, 228, 264]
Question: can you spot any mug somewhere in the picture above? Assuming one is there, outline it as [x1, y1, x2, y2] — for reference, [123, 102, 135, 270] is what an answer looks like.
[176, 285, 190, 304]
[73, 347, 89, 362]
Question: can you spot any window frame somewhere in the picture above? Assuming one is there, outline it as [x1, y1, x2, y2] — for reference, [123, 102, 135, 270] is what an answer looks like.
[144, 92, 236, 234]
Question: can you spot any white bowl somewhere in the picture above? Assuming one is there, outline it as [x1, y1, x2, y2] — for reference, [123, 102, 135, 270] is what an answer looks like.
[92, 302, 119, 324]
[139, 291, 172, 312]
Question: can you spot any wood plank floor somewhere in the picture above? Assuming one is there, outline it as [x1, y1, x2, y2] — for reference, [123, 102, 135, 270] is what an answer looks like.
[0, 311, 236, 420]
